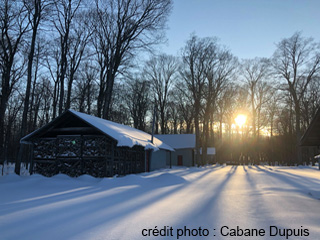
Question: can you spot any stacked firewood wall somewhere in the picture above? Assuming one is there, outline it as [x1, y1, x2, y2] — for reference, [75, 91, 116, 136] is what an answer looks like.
[31, 135, 145, 177]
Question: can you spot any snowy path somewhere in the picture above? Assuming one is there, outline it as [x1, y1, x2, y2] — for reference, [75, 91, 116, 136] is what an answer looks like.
[0, 165, 319, 240]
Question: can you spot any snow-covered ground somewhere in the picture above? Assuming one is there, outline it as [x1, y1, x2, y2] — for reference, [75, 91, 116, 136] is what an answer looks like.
[1, 163, 30, 177]
[1, 165, 319, 240]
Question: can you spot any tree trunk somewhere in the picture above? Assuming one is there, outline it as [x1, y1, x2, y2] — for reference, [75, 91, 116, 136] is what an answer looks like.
[295, 103, 302, 164]
[194, 99, 201, 166]
[0, 97, 7, 161]
[160, 106, 166, 134]
[87, 82, 91, 114]
[97, 76, 104, 118]
[58, 33, 69, 115]
[0, 70, 12, 161]
[58, 71, 65, 115]
[251, 85, 256, 138]
[16, 2, 40, 175]
[219, 116, 223, 140]
[52, 79, 59, 119]
[103, 71, 115, 120]
[203, 110, 210, 166]
[65, 71, 75, 110]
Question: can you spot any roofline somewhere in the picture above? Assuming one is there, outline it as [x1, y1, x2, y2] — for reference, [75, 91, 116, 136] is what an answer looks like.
[20, 110, 70, 143]
[68, 110, 118, 142]
[300, 106, 320, 146]
[20, 109, 174, 151]
[154, 134, 196, 150]
[20, 109, 118, 143]
[69, 110, 173, 151]
[160, 148, 175, 152]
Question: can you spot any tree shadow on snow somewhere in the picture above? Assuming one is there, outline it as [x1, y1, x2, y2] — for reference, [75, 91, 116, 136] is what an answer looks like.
[251, 165, 320, 201]
[166, 165, 238, 229]
[1, 167, 228, 240]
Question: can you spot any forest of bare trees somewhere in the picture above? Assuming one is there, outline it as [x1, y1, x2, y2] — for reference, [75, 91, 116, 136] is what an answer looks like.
[1, 0, 320, 174]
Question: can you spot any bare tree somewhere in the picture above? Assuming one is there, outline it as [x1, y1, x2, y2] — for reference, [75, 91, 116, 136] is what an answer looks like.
[16, 0, 53, 175]
[215, 83, 244, 163]
[0, 0, 29, 160]
[167, 95, 180, 134]
[180, 35, 212, 166]
[92, 0, 173, 119]
[53, 0, 82, 115]
[265, 90, 281, 163]
[255, 81, 273, 139]
[241, 58, 270, 139]
[273, 32, 320, 163]
[125, 76, 150, 131]
[300, 76, 320, 130]
[216, 84, 238, 139]
[3, 91, 23, 162]
[175, 83, 194, 134]
[44, 37, 61, 119]
[144, 54, 179, 134]
[202, 47, 237, 163]
[35, 77, 53, 127]
[109, 82, 131, 125]
[275, 93, 296, 164]
[266, 89, 280, 138]
[65, 10, 92, 110]
[74, 62, 98, 114]
[28, 39, 45, 130]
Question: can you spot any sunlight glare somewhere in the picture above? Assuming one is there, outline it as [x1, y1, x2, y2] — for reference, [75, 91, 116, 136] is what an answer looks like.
[235, 114, 247, 127]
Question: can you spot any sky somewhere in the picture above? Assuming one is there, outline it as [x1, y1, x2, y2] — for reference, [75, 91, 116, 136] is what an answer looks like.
[161, 0, 320, 59]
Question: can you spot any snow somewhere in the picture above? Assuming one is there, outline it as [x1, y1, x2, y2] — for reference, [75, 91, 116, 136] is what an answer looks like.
[0, 163, 30, 176]
[69, 110, 174, 151]
[21, 109, 174, 152]
[155, 134, 195, 149]
[1, 165, 320, 240]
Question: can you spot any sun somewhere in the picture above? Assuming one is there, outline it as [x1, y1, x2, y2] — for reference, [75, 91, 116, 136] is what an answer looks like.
[235, 114, 247, 128]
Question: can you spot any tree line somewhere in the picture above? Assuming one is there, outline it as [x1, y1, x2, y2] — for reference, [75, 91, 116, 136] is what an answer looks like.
[1, 0, 320, 173]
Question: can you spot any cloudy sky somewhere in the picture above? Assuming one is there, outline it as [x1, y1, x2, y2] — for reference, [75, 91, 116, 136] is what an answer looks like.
[161, 0, 320, 59]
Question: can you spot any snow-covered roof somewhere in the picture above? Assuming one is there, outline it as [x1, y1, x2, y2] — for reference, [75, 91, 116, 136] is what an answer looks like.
[154, 134, 195, 149]
[21, 110, 174, 152]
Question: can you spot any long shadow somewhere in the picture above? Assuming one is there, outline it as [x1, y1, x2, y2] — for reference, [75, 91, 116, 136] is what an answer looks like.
[1, 166, 228, 239]
[168, 164, 226, 179]
[243, 164, 248, 173]
[260, 166, 320, 185]
[0, 171, 188, 214]
[242, 165, 279, 227]
[252, 165, 320, 200]
[169, 165, 238, 228]
[1, 165, 226, 215]
[0, 186, 98, 214]
[1, 179, 186, 239]
[244, 166, 320, 240]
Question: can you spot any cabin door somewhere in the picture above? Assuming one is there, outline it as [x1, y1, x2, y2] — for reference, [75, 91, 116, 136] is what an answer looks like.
[177, 155, 183, 166]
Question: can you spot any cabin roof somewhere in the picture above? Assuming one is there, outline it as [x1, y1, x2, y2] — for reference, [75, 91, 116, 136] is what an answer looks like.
[300, 107, 320, 146]
[155, 134, 196, 149]
[21, 109, 174, 151]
